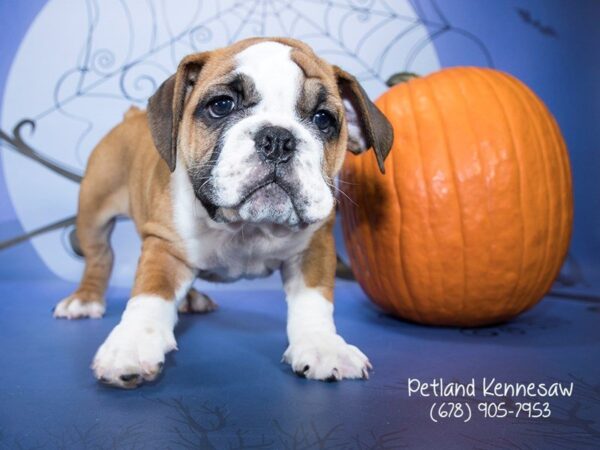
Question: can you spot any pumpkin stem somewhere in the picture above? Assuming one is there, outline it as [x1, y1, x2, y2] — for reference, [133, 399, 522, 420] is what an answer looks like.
[386, 72, 420, 87]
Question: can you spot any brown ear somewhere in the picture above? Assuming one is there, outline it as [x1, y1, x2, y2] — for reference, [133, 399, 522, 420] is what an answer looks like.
[334, 66, 394, 174]
[147, 52, 210, 171]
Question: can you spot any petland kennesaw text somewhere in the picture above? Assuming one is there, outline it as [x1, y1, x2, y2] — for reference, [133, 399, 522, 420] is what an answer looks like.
[407, 378, 574, 398]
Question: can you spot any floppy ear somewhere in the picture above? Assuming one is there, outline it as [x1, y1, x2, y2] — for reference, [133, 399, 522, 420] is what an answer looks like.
[334, 66, 394, 174]
[147, 52, 210, 171]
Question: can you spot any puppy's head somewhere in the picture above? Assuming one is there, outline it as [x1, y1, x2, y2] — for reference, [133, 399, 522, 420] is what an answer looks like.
[147, 37, 393, 228]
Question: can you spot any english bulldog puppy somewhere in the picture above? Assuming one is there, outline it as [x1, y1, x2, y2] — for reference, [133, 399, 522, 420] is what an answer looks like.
[53, 37, 393, 388]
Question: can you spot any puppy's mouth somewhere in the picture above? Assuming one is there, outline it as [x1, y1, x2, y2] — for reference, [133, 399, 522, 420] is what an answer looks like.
[200, 178, 308, 229]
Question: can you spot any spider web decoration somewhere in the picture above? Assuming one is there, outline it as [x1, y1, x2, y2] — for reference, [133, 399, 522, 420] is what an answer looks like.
[0, 0, 492, 285]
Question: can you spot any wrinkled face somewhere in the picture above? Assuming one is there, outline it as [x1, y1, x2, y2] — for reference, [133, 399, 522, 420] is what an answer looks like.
[148, 38, 393, 230]
[182, 42, 345, 228]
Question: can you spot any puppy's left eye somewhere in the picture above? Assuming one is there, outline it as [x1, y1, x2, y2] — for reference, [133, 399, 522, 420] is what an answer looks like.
[312, 110, 335, 132]
[207, 96, 235, 118]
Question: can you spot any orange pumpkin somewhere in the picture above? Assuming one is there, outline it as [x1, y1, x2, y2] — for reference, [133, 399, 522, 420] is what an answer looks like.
[339, 67, 573, 326]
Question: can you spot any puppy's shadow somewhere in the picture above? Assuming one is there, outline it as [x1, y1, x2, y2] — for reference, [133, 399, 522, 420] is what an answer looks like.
[177, 303, 288, 382]
[176, 305, 283, 335]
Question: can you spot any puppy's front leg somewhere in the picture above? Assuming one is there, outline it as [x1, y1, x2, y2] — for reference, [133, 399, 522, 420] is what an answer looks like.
[281, 222, 372, 381]
[92, 236, 194, 388]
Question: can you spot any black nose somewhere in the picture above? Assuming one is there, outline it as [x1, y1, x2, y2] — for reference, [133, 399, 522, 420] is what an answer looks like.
[254, 126, 296, 164]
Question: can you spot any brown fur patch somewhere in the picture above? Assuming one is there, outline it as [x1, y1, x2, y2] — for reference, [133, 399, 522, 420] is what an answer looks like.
[301, 211, 337, 301]
[131, 236, 193, 300]
[289, 49, 348, 177]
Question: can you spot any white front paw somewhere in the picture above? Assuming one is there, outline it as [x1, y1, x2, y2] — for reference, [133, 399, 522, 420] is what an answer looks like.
[93, 320, 176, 388]
[283, 333, 372, 381]
[92, 299, 177, 388]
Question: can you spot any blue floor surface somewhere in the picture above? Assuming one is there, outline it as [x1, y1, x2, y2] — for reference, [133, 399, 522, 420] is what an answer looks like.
[1, 279, 599, 449]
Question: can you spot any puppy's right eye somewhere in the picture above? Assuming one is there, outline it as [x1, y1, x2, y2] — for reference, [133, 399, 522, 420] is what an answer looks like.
[207, 96, 235, 118]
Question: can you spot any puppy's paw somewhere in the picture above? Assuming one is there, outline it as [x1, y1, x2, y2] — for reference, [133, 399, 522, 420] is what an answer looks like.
[283, 333, 372, 381]
[178, 288, 218, 314]
[92, 317, 177, 388]
[53, 296, 105, 319]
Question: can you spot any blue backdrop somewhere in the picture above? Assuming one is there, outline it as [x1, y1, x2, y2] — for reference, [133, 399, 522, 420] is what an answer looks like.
[1, 2, 599, 449]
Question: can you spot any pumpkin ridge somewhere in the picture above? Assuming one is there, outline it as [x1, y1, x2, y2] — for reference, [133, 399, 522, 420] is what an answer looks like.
[355, 145, 384, 307]
[473, 68, 527, 311]
[545, 101, 574, 250]
[410, 79, 446, 320]
[550, 114, 574, 289]
[381, 89, 411, 314]
[397, 82, 428, 322]
[348, 159, 369, 302]
[447, 68, 497, 312]
[498, 72, 554, 307]
[525, 82, 572, 297]
[530, 87, 573, 255]
[406, 79, 448, 311]
[386, 119, 410, 315]
[364, 131, 392, 311]
[423, 74, 469, 316]
[383, 91, 417, 312]
[459, 68, 524, 312]
[489, 71, 551, 313]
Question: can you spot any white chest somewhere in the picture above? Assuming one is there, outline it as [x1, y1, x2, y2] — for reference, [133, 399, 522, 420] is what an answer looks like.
[171, 166, 313, 282]
[185, 224, 311, 282]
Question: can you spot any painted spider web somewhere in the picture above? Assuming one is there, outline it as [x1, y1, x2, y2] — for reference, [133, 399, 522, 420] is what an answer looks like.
[30, 0, 490, 159]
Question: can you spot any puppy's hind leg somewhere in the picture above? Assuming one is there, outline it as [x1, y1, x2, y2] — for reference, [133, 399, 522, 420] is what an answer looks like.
[54, 213, 116, 319]
[54, 172, 125, 319]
